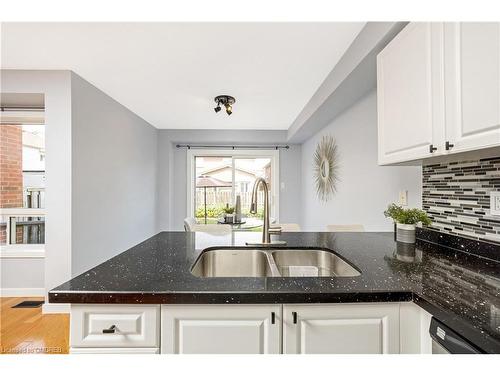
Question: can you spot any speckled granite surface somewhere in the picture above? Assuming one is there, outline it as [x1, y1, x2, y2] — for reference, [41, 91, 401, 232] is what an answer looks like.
[49, 231, 500, 353]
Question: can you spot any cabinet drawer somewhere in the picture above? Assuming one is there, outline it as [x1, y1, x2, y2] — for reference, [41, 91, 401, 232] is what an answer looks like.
[70, 305, 159, 348]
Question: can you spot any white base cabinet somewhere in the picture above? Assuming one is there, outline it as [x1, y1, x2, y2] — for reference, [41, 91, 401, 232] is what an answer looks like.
[70, 302, 432, 354]
[399, 302, 433, 354]
[283, 303, 400, 354]
[160, 304, 281, 354]
[70, 304, 159, 354]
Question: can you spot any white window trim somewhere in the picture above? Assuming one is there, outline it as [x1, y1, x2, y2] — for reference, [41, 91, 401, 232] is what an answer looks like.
[0, 245, 45, 258]
[187, 149, 280, 222]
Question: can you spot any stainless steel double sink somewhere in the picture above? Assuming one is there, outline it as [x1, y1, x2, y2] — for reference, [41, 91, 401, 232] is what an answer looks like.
[191, 247, 361, 278]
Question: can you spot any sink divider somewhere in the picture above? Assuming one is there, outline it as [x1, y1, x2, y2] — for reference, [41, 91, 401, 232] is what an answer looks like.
[263, 251, 282, 277]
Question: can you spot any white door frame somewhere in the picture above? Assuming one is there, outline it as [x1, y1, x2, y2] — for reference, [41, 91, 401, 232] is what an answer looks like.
[186, 149, 280, 222]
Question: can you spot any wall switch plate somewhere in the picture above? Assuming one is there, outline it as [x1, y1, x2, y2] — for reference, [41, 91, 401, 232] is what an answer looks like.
[490, 192, 500, 215]
[398, 190, 408, 206]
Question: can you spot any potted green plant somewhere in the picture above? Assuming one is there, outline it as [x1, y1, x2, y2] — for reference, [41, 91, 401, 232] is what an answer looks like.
[384, 203, 431, 244]
[223, 204, 235, 223]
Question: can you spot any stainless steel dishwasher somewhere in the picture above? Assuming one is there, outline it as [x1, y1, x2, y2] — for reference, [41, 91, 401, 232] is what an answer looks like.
[429, 317, 484, 354]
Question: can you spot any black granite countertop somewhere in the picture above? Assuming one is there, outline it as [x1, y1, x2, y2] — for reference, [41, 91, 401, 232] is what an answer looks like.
[49, 231, 500, 353]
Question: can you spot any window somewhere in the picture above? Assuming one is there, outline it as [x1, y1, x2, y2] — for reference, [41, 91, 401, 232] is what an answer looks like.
[1, 120, 45, 254]
[187, 149, 279, 224]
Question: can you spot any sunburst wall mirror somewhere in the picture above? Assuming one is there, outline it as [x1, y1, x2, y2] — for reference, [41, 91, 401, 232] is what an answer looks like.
[313, 135, 339, 202]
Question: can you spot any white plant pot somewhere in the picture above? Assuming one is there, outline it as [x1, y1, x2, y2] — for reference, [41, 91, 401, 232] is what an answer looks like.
[396, 223, 416, 244]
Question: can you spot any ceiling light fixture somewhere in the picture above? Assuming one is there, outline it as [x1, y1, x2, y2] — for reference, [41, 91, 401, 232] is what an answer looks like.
[214, 95, 235, 116]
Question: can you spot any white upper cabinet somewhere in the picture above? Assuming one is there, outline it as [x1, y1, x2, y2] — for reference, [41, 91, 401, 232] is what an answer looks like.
[444, 23, 500, 153]
[377, 22, 500, 165]
[283, 303, 400, 354]
[377, 23, 445, 165]
[161, 304, 281, 354]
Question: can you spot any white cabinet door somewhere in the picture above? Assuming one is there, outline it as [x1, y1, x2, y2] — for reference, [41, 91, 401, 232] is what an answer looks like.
[444, 23, 500, 153]
[283, 303, 400, 354]
[399, 302, 433, 354]
[161, 304, 281, 354]
[377, 23, 445, 165]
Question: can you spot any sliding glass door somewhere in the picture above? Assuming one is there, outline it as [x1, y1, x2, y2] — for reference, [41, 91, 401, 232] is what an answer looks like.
[188, 150, 279, 224]
[234, 158, 271, 219]
[194, 156, 233, 224]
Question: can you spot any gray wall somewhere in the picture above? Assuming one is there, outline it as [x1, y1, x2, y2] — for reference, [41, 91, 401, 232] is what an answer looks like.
[156, 130, 302, 231]
[0, 258, 45, 295]
[300, 91, 422, 231]
[1, 70, 72, 305]
[71, 73, 158, 275]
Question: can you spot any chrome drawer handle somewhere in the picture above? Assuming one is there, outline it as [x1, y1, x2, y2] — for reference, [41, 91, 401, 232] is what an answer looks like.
[102, 325, 116, 334]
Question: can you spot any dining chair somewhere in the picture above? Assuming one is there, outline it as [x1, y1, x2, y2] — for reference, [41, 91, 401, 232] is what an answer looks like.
[193, 224, 232, 234]
[184, 217, 232, 234]
[184, 217, 198, 231]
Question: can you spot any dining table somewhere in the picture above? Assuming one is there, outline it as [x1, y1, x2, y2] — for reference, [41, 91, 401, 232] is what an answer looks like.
[217, 217, 276, 231]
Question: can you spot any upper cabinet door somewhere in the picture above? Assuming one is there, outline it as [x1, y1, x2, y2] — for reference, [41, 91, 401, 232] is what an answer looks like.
[444, 23, 500, 153]
[377, 23, 445, 165]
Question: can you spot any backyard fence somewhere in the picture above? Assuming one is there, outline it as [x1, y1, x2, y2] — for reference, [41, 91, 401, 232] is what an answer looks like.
[195, 190, 266, 210]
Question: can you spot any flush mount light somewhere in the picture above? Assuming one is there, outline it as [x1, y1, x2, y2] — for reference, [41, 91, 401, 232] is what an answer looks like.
[214, 95, 236, 116]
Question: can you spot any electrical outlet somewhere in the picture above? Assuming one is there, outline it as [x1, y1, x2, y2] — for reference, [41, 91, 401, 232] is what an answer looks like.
[490, 192, 500, 215]
[398, 190, 408, 206]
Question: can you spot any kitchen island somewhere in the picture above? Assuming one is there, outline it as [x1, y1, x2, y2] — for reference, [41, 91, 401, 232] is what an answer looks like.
[49, 231, 500, 354]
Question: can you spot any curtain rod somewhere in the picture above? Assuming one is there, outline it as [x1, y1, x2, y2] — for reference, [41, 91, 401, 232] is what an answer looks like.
[176, 144, 289, 150]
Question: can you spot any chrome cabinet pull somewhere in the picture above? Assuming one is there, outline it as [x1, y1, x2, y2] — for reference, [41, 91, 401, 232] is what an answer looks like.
[292, 312, 298, 324]
[445, 141, 454, 150]
[102, 325, 116, 334]
[429, 144, 437, 153]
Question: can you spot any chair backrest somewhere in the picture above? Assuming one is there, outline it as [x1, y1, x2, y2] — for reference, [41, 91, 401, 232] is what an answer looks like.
[276, 223, 301, 232]
[326, 224, 365, 232]
[193, 224, 232, 234]
[184, 218, 232, 234]
[184, 217, 198, 232]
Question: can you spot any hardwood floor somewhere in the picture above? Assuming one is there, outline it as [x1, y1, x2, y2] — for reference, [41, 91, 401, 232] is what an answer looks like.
[0, 297, 69, 354]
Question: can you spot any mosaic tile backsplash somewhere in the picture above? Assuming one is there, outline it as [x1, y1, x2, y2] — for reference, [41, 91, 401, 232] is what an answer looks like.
[423, 157, 500, 244]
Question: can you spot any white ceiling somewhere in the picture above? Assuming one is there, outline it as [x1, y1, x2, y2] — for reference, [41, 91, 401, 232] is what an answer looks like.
[1, 22, 365, 130]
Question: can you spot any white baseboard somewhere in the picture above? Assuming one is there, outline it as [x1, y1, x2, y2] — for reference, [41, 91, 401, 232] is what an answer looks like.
[42, 302, 70, 314]
[1, 287, 45, 297]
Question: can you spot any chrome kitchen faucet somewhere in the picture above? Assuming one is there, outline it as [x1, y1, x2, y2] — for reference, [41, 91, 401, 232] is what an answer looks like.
[246, 177, 286, 246]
